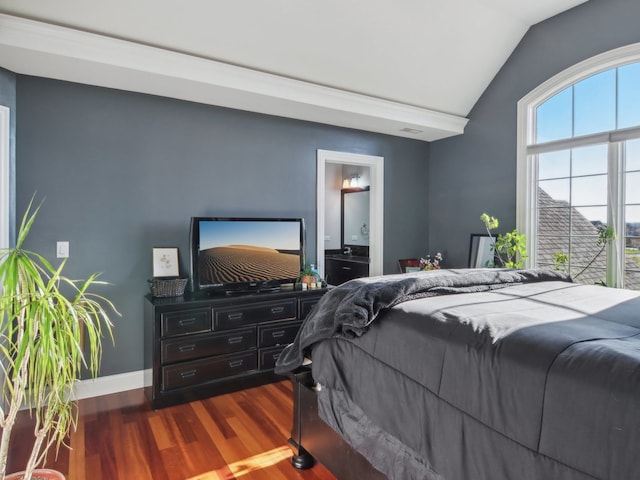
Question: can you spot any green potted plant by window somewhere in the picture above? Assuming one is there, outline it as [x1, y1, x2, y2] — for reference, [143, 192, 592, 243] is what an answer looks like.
[480, 213, 527, 268]
[0, 198, 117, 480]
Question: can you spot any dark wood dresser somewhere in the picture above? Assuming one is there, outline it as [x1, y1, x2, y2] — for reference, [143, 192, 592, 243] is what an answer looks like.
[145, 287, 327, 409]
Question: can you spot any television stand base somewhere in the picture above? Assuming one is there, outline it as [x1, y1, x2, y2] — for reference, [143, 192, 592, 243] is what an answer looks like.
[224, 285, 281, 295]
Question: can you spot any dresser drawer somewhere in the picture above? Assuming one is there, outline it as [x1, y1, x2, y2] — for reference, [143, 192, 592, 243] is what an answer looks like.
[161, 307, 211, 338]
[214, 299, 296, 331]
[259, 321, 301, 348]
[162, 351, 257, 390]
[259, 345, 286, 370]
[300, 295, 322, 319]
[161, 327, 257, 364]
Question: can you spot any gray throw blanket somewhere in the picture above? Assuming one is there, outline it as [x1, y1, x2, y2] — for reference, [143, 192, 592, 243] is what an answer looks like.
[274, 268, 571, 374]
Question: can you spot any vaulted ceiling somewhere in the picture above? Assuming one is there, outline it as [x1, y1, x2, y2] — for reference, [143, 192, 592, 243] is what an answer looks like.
[0, 0, 587, 141]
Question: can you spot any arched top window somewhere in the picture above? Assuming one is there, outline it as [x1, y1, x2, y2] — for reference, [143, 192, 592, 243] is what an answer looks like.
[536, 63, 640, 144]
[517, 43, 640, 289]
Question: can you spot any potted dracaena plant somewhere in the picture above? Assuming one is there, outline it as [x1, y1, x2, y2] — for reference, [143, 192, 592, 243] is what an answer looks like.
[0, 198, 117, 480]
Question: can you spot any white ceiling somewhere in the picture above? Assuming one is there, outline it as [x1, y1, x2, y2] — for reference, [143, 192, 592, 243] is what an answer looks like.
[0, 0, 587, 141]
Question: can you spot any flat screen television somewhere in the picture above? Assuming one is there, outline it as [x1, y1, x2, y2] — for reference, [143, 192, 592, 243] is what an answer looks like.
[188, 217, 305, 294]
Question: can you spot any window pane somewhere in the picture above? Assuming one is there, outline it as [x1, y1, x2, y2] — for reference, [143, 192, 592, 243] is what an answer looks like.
[627, 206, 640, 230]
[572, 144, 607, 176]
[539, 179, 569, 203]
[538, 208, 570, 235]
[624, 270, 640, 290]
[626, 244, 640, 264]
[627, 206, 640, 262]
[624, 207, 640, 289]
[626, 171, 640, 204]
[572, 266, 607, 286]
[626, 139, 640, 172]
[537, 236, 569, 264]
[618, 62, 640, 129]
[539, 150, 570, 179]
[536, 87, 572, 143]
[624, 138, 640, 172]
[574, 70, 616, 137]
[572, 175, 607, 206]
[570, 236, 605, 268]
[574, 206, 607, 231]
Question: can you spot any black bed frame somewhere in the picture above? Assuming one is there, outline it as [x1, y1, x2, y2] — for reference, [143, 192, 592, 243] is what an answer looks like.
[287, 367, 387, 479]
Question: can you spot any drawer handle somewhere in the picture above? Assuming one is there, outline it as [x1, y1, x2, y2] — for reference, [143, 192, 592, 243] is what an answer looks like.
[178, 318, 196, 326]
[271, 331, 285, 338]
[180, 369, 197, 378]
[271, 306, 285, 314]
[227, 336, 244, 344]
[229, 359, 244, 368]
[228, 312, 244, 321]
[272, 353, 280, 361]
[342, 266, 352, 271]
[179, 344, 196, 352]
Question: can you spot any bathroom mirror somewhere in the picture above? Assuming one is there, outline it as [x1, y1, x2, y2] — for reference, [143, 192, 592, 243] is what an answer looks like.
[342, 187, 370, 248]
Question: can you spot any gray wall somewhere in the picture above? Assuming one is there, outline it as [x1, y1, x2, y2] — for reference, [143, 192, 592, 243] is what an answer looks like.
[429, 0, 640, 267]
[15, 76, 430, 376]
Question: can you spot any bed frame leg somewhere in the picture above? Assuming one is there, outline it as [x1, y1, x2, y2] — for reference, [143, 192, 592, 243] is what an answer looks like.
[287, 367, 316, 469]
[290, 442, 315, 469]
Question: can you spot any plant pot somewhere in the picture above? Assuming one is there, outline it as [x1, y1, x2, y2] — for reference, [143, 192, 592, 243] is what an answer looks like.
[300, 275, 316, 285]
[5, 469, 65, 480]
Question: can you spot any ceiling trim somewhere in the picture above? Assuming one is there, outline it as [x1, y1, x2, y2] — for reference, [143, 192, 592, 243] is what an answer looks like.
[0, 14, 468, 142]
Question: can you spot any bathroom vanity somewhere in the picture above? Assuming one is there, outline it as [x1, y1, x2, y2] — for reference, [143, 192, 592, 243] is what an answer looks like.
[324, 254, 369, 285]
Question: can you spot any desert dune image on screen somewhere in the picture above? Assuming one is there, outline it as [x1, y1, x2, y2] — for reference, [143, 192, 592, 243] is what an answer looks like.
[198, 221, 301, 286]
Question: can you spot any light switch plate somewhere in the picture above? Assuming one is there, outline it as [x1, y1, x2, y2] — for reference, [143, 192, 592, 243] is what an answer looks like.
[56, 241, 69, 258]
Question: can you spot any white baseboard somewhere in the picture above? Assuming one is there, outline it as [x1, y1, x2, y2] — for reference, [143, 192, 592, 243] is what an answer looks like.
[73, 369, 152, 400]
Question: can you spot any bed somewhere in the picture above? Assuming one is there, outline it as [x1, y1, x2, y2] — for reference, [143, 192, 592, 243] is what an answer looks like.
[274, 268, 640, 480]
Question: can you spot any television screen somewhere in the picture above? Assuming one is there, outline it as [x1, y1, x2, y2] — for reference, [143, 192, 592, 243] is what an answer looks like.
[189, 217, 304, 293]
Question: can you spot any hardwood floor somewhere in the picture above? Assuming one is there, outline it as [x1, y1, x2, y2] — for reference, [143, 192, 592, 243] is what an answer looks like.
[8, 381, 336, 480]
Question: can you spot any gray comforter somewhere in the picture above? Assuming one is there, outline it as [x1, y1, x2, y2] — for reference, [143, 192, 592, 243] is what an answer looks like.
[278, 268, 640, 480]
[275, 268, 571, 374]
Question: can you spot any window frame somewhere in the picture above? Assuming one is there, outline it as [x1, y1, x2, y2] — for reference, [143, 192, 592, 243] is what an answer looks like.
[517, 42, 640, 287]
[0, 106, 8, 254]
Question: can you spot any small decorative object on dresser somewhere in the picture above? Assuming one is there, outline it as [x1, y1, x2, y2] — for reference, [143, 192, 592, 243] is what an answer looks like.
[152, 247, 180, 277]
[419, 252, 443, 270]
[397, 258, 420, 273]
[469, 233, 494, 268]
[398, 254, 443, 273]
[299, 263, 317, 287]
[149, 247, 188, 297]
[298, 263, 324, 289]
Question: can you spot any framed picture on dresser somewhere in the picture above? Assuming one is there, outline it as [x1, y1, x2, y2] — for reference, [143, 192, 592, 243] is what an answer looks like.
[152, 247, 180, 277]
[468, 234, 495, 268]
